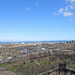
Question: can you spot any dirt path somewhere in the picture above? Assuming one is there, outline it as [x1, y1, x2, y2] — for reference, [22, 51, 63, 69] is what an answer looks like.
[0, 71, 17, 75]
[0, 66, 18, 75]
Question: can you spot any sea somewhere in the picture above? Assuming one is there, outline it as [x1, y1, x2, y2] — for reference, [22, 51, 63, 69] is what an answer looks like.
[0, 40, 74, 44]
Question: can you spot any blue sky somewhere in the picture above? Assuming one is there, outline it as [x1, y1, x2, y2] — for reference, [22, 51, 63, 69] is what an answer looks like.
[0, 0, 75, 41]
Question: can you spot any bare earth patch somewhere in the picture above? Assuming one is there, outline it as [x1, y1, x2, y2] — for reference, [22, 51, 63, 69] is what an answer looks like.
[0, 71, 17, 75]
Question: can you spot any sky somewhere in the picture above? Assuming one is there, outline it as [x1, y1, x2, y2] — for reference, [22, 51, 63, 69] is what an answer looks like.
[0, 0, 75, 41]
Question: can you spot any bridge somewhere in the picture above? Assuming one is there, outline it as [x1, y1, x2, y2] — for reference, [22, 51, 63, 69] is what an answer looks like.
[39, 62, 75, 75]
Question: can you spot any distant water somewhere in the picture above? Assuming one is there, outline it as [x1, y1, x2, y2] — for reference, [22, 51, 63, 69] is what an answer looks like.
[0, 40, 74, 44]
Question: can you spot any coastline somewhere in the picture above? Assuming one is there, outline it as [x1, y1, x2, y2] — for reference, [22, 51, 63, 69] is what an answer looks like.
[0, 40, 74, 44]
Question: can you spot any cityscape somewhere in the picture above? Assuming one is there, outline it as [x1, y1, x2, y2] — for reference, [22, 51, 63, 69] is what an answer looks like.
[0, 41, 75, 63]
[0, 41, 75, 75]
[0, 0, 75, 75]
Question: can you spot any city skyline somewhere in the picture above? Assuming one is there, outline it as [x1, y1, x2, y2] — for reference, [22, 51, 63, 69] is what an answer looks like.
[0, 0, 75, 41]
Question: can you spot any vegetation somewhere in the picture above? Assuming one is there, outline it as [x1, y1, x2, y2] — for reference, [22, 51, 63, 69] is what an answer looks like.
[1, 54, 75, 75]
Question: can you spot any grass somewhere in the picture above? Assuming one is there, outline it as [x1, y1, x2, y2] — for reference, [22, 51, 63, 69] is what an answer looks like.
[24, 63, 30, 67]
[0, 63, 13, 67]
[5, 66, 10, 70]
[38, 59, 46, 64]
[51, 61, 56, 64]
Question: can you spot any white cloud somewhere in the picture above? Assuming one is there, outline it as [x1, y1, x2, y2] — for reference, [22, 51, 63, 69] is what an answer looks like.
[63, 12, 73, 16]
[35, 3, 39, 6]
[53, 0, 75, 18]
[7, 38, 11, 40]
[65, 5, 74, 11]
[25, 7, 31, 10]
[70, 18, 75, 21]
[65, 6, 69, 11]
[35, 1, 39, 6]
[69, 5, 74, 9]
[59, 8, 64, 13]
[53, 12, 58, 15]
[66, 0, 75, 3]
